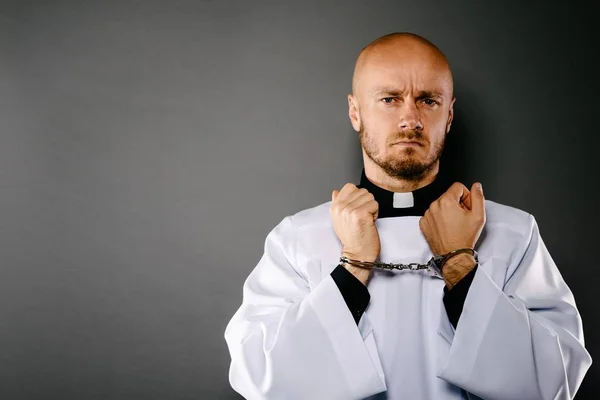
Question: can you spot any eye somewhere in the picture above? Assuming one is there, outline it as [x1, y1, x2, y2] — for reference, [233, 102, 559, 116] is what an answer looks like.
[381, 97, 396, 104]
[422, 99, 439, 107]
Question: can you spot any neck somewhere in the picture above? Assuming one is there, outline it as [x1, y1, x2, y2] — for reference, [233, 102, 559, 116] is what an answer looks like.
[363, 156, 440, 193]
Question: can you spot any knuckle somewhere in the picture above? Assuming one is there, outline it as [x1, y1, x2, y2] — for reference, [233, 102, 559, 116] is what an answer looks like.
[440, 196, 452, 206]
[350, 206, 366, 216]
[355, 209, 370, 219]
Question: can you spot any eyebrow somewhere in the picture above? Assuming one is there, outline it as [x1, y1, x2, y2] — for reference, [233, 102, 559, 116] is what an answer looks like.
[372, 87, 444, 98]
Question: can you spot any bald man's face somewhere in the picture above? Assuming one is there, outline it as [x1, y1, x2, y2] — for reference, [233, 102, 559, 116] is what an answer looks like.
[348, 44, 455, 181]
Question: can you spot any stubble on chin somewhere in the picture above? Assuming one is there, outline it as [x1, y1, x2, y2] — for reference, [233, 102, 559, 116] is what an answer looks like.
[359, 127, 444, 182]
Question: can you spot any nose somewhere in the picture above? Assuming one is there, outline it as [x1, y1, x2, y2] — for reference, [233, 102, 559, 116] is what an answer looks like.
[398, 101, 423, 131]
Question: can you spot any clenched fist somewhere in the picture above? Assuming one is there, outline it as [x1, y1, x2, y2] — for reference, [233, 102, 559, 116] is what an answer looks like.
[330, 183, 381, 285]
[419, 181, 486, 288]
[419, 181, 486, 257]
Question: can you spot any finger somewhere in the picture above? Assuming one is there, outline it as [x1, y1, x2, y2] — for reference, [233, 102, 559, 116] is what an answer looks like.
[445, 182, 467, 204]
[355, 198, 379, 220]
[471, 182, 486, 218]
[364, 200, 379, 219]
[338, 188, 370, 211]
[461, 190, 472, 211]
[335, 183, 358, 202]
[331, 184, 355, 211]
[347, 191, 377, 213]
[419, 215, 427, 232]
[452, 182, 476, 213]
[456, 183, 470, 205]
[340, 191, 374, 217]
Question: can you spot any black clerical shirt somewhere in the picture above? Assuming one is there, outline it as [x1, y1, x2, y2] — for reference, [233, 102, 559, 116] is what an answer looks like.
[331, 169, 477, 329]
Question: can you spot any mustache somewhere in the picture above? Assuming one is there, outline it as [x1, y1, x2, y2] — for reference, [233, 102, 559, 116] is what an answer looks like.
[389, 131, 426, 143]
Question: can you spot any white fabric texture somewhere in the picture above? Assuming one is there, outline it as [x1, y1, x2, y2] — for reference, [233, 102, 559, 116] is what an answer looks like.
[224, 199, 591, 399]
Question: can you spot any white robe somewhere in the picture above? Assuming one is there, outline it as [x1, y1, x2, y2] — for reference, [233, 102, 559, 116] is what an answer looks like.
[224, 199, 592, 399]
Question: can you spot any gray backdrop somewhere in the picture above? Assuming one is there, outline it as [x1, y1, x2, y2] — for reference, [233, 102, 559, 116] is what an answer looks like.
[1, 0, 597, 399]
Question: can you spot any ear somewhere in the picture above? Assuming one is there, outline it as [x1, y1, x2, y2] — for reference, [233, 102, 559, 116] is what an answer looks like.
[348, 94, 361, 132]
[445, 97, 456, 133]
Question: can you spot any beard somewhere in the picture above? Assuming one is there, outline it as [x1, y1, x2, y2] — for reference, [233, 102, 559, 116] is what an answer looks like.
[359, 124, 446, 182]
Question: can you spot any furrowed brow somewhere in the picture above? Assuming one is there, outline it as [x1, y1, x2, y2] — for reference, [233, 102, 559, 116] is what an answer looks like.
[372, 87, 403, 97]
[371, 87, 444, 99]
[416, 90, 444, 99]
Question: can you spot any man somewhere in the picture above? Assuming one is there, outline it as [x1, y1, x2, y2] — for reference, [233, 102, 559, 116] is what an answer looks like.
[224, 32, 592, 399]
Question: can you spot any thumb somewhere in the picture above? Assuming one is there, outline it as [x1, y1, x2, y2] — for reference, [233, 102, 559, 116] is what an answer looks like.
[332, 189, 339, 202]
[471, 182, 485, 217]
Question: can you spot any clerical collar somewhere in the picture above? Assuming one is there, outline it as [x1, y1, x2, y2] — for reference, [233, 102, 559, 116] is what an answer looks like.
[357, 168, 450, 218]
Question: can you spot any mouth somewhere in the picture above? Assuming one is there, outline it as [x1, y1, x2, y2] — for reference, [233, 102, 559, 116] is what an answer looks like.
[392, 141, 422, 147]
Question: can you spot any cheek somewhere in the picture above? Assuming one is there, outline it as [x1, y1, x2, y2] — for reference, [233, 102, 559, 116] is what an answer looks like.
[423, 113, 449, 138]
[363, 113, 396, 135]
[365, 104, 397, 122]
[426, 108, 451, 127]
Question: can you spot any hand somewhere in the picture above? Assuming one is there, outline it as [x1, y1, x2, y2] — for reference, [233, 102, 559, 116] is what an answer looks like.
[330, 183, 380, 285]
[419, 182, 486, 257]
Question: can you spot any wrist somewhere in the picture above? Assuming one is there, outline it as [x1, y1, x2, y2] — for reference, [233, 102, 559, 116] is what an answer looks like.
[340, 251, 374, 286]
[343, 264, 371, 286]
[442, 253, 476, 288]
[443, 253, 476, 270]
[342, 250, 378, 263]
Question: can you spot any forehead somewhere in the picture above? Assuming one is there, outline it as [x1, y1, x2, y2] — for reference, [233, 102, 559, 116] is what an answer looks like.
[357, 51, 453, 97]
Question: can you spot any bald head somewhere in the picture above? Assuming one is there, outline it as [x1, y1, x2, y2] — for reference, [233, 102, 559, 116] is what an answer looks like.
[347, 32, 456, 186]
[351, 32, 453, 97]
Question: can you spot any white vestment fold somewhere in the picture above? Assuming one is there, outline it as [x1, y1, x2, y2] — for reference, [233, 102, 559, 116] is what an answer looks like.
[224, 199, 591, 400]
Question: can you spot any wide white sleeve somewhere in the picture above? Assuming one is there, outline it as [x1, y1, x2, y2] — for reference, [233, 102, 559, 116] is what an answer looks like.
[437, 214, 592, 400]
[224, 216, 386, 400]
